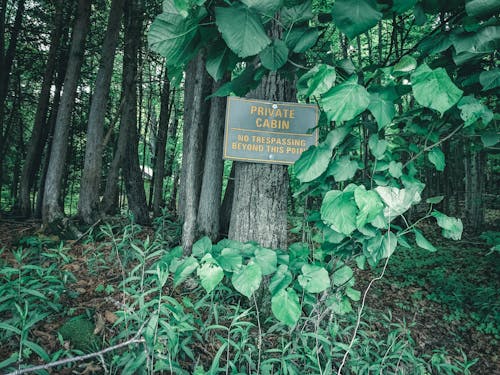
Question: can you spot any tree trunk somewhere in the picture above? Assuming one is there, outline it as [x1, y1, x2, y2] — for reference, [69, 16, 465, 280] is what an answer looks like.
[464, 147, 485, 233]
[120, 0, 149, 225]
[152, 71, 172, 217]
[180, 50, 212, 254]
[196, 77, 228, 241]
[78, 0, 124, 224]
[229, 20, 295, 250]
[42, 0, 91, 227]
[0, 0, 24, 135]
[15, 2, 66, 217]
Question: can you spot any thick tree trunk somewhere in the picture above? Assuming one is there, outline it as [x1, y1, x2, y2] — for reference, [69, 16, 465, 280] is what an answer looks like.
[464, 148, 485, 233]
[42, 0, 91, 227]
[152, 72, 171, 217]
[120, 0, 149, 225]
[78, 0, 124, 224]
[180, 50, 212, 254]
[196, 77, 228, 241]
[229, 21, 295, 250]
[15, 3, 65, 217]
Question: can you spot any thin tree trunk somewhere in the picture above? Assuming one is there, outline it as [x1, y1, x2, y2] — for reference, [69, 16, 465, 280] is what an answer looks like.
[78, 0, 124, 224]
[464, 148, 485, 233]
[152, 71, 172, 217]
[180, 50, 212, 254]
[42, 0, 91, 227]
[120, 0, 149, 225]
[15, 2, 66, 217]
[229, 19, 294, 250]
[0, 0, 24, 136]
[196, 77, 229, 241]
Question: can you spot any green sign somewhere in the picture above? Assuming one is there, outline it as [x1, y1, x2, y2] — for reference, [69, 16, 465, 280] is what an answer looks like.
[223, 97, 319, 165]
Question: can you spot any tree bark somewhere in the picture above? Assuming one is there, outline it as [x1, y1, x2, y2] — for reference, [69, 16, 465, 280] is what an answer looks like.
[196, 77, 228, 241]
[78, 0, 124, 224]
[464, 147, 485, 233]
[180, 50, 212, 254]
[120, 0, 149, 225]
[15, 2, 66, 217]
[220, 163, 235, 237]
[152, 71, 172, 217]
[42, 0, 91, 227]
[229, 20, 295, 250]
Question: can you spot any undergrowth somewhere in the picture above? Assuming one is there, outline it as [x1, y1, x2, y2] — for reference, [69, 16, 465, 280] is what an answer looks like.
[0, 220, 495, 374]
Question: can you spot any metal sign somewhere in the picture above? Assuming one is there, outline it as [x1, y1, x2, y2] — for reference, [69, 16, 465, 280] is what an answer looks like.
[223, 97, 319, 165]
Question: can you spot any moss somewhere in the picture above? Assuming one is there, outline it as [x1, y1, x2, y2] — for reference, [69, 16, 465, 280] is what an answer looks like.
[58, 316, 97, 351]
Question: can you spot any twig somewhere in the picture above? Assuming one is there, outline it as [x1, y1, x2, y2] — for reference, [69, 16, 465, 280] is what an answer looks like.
[6, 331, 145, 375]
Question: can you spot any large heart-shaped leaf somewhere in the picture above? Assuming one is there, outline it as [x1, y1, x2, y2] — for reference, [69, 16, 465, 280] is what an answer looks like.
[298, 264, 330, 293]
[174, 257, 199, 287]
[411, 63, 463, 115]
[231, 261, 262, 298]
[280, 1, 313, 26]
[331, 0, 382, 39]
[206, 42, 238, 81]
[216, 248, 243, 272]
[432, 211, 463, 240]
[271, 288, 301, 326]
[327, 156, 358, 182]
[428, 147, 446, 171]
[332, 265, 353, 286]
[148, 5, 206, 66]
[297, 64, 336, 98]
[368, 134, 387, 160]
[375, 186, 421, 221]
[259, 39, 289, 71]
[457, 96, 493, 127]
[294, 143, 332, 183]
[192, 236, 212, 257]
[215, 5, 271, 58]
[321, 190, 357, 235]
[286, 26, 319, 53]
[354, 185, 384, 229]
[321, 76, 370, 122]
[254, 248, 278, 275]
[368, 86, 397, 129]
[197, 254, 224, 293]
[269, 265, 293, 295]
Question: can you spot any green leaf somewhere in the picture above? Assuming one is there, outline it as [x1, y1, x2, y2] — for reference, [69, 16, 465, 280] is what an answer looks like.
[392, 0, 417, 13]
[375, 186, 421, 221]
[481, 132, 500, 147]
[271, 288, 301, 326]
[363, 231, 397, 265]
[269, 264, 293, 295]
[354, 185, 384, 229]
[174, 257, 199, 287]
[457, 96, 493, 127]
[197, 255, 224, 293]
[281, 1, 313, 26]
[368, 134, 387, 160]
[393, 55, 417, 74]
[211, 65, 262, 97]
[450, 26, 500, 56]
[216, 248, 243, 272]
[206, 42, 238, 81]
[428, 148, 445, 171]
[465, 0, 500, 18]
[297, 64, 336, 98]
[298, 264, 330, 293]
[294, 143, 332, 183]
[231, 260, 262, 298]
[331, 0, 382, 39]
[286, 27, 319, 53]
[414, 229, 437, 252]
[328, 295, 353, 315]
[192, 236, 212, 257]
[321, 76, 371, 122]
[321, 190, 358, 235]
[241, 0, 283, 15]
[215, 5, 271, 58]
[148, 5, 205, 66]
[479, 68, 500, 91]
[254, 247, 278, 275]
[411, 63, 463, 115]
[388, 161, 403, 178]
[259, 39, 289, 71]
[368, 86, 397, 129]
[327, 156, 358, 182]
[432, 211, 463, 240]
[332, 265, 353, 286]
[346, 287, 361, 301]
[426, 196, 444, 204]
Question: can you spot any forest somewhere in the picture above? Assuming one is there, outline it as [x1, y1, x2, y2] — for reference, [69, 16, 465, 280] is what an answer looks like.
[0, 0, 499, 373]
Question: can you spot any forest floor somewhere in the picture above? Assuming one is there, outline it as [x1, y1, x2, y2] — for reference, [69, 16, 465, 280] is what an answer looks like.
[0, 216, 499, 374]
